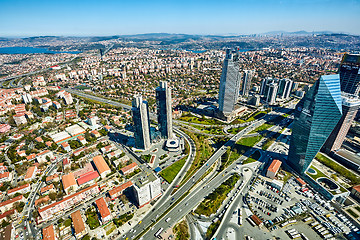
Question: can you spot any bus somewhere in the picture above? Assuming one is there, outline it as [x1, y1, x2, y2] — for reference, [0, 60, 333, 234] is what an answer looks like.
[154, 228, 164, 239]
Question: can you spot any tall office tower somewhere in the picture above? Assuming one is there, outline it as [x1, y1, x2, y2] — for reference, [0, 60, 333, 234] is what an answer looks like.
[156, 81, 173, 139]
[278, 78, 293, 99]
[322, 94, 360, 153]
[240, 70, 255, 97]
[132, 96, 151, 150]
[339, 54, 360, 95]
[287, 74, 342, 174]
[218, 49, 241, 115]
[266, 82, 278, 105]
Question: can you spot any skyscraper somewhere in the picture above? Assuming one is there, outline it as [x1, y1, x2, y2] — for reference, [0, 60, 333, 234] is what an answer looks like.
[287, 74, 342, 174]
[278, 78, 293, 99]
[266, 82, 278, 105]
[339, 53, 360, 95]
[240, 70, 254, 97]
[132, 95, 151, 150]
[218, 49, 241, 115]
[322, 94, 360, 153]
[156, 81, 173, 139]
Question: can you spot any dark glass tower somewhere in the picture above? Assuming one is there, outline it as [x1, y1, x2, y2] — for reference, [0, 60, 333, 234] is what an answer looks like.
[288, 74, 342, 174]
[339, 54, 360, 95]
[132, 95, 151, 150]
[218, 49, 241, 115]
[156, 81, 173, 139]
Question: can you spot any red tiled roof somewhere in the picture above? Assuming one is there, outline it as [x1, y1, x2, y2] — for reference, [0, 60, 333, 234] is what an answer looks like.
[7, 183, 30, 195]
[95, 197, 111, 219]
[108, 181, 133, 198]
[77, 171, 99, 185]
[38, 184, 98, 213]
[0, 195, 23, 208]
[268, 159, 282, 174]
[120, 162, 138, 174]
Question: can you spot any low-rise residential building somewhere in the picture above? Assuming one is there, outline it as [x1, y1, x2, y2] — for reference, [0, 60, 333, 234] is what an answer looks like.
[120, 162, 138, 175]
[109, 181, 133, 200]
[95, 197, 112, 224]
[13, 113, 27, 126]
[36, 150, 54, 164]
[46, 174, 59, 184]
[71, 210, 87, 239]
[24, 166, 37, 181]
[0, 195, 24, 213]
[41, 184, 55, 195]
[90, 130, 100, 138]
[38, 184, 100, 221]
[61, 142, 71, 152]
[0, 172, 10, 183]
[106, 149, 122, 159]
[42, 224, 56, 240]
[0, 124, 11, 133]
[77, 136, 86, 145]
[100, 145, 116, 154]
[92, 155, 111, 178]
[7, 183, 30, 196]
[62, 173, 78, 195]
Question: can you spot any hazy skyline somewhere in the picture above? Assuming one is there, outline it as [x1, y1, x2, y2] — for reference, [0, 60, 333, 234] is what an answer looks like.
[1, 0, 360, 37]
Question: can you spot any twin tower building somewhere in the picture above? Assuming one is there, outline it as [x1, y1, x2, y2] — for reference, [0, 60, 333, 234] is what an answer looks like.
[132, 81, 173, 150]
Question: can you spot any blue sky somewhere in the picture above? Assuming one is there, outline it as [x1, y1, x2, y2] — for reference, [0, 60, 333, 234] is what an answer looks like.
[0, 0, 360, 37]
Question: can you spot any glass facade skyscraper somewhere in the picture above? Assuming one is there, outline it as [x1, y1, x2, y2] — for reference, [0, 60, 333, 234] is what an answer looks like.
[132, 95, 151, 150]
[156, 81, 173, 139]
[339, 54, 360, 95]
[288, 74, 342, 174]
[218, 49, 241, 115]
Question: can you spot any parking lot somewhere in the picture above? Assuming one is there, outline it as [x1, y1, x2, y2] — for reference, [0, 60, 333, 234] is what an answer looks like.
[244, 175, 360, 239]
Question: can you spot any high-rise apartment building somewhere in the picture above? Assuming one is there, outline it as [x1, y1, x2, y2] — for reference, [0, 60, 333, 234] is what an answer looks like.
[132, 96, 151, 150]
[339, 53, 360, 95]
[156, 81, 173, 139]
[278, 78, 293, 99]
[266, 82, 278, 105]
[322, 94, 360, 153]
[240, 70, 255, 97]
[218, 49, 241, 115]
[287, 74, 342, 174]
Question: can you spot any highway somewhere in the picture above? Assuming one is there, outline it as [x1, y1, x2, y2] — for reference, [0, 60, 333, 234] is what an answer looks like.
[53, 89, 294, 240]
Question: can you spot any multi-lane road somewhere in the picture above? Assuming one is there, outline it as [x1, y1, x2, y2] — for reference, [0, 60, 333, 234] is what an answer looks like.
[52, 89, 294, 240]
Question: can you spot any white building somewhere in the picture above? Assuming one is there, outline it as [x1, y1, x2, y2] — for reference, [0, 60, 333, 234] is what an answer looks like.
[133, 176, 162, 208]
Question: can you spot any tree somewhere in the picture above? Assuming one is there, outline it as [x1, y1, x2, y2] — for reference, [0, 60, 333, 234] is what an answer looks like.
[48, 192, 57, 201]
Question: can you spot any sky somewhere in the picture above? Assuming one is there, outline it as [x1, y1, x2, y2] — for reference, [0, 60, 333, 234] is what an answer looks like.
[0, 0, 360, 37]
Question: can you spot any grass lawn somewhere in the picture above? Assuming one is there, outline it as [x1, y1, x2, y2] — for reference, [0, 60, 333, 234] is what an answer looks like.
[159, 156, 187, 183]
[85, 209, 100, 230]
[195, 174, 240, 217]
[228, 126, 246, 134]
[250, 123, 273, 134]
[307, 165, 327, 180]
[315, 153, 360, 185]
[262, 138, 275, 150]
[179, 114, 224, 125]
[181, 131, 214, 185]
[191, 125, 224, 135]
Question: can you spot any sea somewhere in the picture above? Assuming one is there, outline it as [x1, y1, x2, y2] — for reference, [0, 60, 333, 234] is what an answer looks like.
[0, 47, 81, 54]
